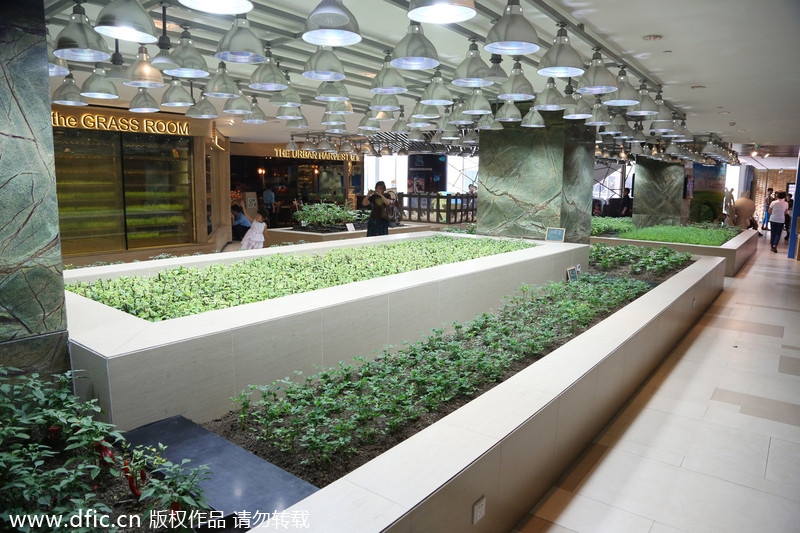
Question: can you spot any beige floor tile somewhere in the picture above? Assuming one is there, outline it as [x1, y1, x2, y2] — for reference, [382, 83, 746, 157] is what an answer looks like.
[535, 488, 654, 533]
[778, 355, 800, 376]
[516, 515, 577, 533]
[766, 437, 800, 494]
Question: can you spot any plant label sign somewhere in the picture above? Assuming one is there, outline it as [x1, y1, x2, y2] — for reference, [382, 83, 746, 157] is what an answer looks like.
[545, 227, 566, 243]
[566, 266, 578, 282]
[245, 192, 258, 210]
[346, 223, 356, 232]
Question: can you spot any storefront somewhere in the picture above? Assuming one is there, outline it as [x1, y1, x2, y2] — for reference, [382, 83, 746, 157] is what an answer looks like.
[51, 106, 230, 260]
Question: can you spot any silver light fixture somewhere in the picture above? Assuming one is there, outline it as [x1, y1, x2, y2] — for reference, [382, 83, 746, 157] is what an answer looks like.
[534, 78, 564, 111]
[495, 100, 522, 122]
[463, 88, 492, 115]
[54, 1, 111, 62]
[408, 100, 433, 128]
[521, 107, 545, 128]
[585, 97, 611, 126]
[484, 0, 539, 55]
[323, 99, 354, 115]
[408, 0, 476, 24]
[177, 0, 253, 15]
[358, 113, 381, 131]
[562, 80, 590, 120]
[105, 39, 130, 82]
[205, 61, 237, 98]
[537, 23, 584, 78]
[316, 80, 350, 102]
[475, 113, 495, 130]
[129, 87, 160, 113]
[498, 59, 535, 101]
[286, 136, 299, 150]
[223, 84, 253, 115]
[52, 72, 88, 106]
[216, 14, 266, 64]
[321, 105, 346, 125]
[276, 71, 302, 107]
[452, 40, 492, 87]
[94, 0, 158, 44]
[303, 46, 345, 81]
[165, 27, 209, 78]
[421, 68, 453, 106]
[408, 128, 425, 141]
[391, 22, 439, 70]
[577, 48, 617, 95]
[161, 78, 193, 106]
[603, 67, 639, 107]
[185, 92, 218, 119]
[604, 113, 626, 135]
[486, 54, 508, 83]
[124, 45, 165, 87]
[150, 3, 178, 72]
[627, 81, 658, 116]
[287, 115, 309, 129]
[80, 66, 118, 99]
[249, 47, 287, 90]
[303, 0, 361, 46]
[276, 106, 303, 120]
[371, 52, 407, 94]
[47, 28, 70, 76]
[567, 90, 593, 119]
[369, 93, 401, 111]
[391, 107, 411, 133]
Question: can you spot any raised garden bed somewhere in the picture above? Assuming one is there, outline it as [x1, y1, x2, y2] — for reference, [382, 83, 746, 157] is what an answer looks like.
[66, 232, 588, 431]
[264, 222, 434, 246]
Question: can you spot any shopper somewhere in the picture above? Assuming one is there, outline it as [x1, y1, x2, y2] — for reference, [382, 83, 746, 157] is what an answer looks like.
[618, 188, 633, 217]
[768, 191, 789, 253]
[231, 204, 251, 241]
[362, 181, 391, 236]
[785, 192, 793, 241]
[263, 185, 275, 227]
[761, 187, 774, 229]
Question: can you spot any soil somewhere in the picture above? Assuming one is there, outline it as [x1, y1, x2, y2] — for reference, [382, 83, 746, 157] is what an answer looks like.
[201, 261, 692, 489]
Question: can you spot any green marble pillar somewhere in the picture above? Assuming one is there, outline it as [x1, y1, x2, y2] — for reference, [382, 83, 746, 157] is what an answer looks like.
[477, 111, 593, 242]
[633, 159, 684, 227]
[0, 4, 68, 374]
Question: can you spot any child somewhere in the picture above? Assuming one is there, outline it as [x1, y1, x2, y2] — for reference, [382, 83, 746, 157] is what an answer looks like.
[239, 201, 268, 250]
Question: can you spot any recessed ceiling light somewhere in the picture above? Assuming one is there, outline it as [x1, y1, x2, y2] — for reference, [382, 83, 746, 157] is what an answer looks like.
[642, 34, 662, 41]
[690, 85, 706, 89]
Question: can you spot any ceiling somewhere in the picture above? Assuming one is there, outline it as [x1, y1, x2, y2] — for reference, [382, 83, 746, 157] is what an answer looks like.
[44, 0, 800, 153]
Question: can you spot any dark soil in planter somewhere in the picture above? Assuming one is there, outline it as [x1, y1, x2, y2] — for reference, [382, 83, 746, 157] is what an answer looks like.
[203, 261, 692, 489]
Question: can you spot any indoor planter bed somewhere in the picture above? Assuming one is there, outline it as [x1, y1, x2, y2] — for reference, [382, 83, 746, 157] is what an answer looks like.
[66, 232, 588, 431]
[264, 221, 435, 246]
[263, 255, 725, 533]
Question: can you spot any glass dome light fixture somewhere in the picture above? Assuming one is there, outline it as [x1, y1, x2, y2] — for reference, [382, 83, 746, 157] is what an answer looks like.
[205, 61, 238, 98]
[675, 120, 694, 142]
[370, 109, 394, 121]
[449, 100, 475, 125]
[408, 128, 425, 142]
[317, 137, 334, 152]
[276, 105, 303, 120]
[223, 84, 253, 115]
[521, 107, 545, 128]
[411, 99, 440, 120]
[185, 92, 218, 119]
[566, 89, 593, 120]
[484, 0, 540, 55]
[462, 129, 479, 144]
[603, 112, 627, 135]
[177, 0, 253, 15]
[475, 112, 495, 130]
[420, 68, 453, 106]
[560, 80, 585, 120]
[603, 67, 638, 107]
[408, 0, 476, 24]
[286, 136, 299, 151]
[498, 59, 535, 101]
[94, 0, 158, 44]
[129, 87, 160, 113]
[164, 27, 209, 78]
[495, 100, 522, 122]
[452, 40, 492, 87]
[321, 111, 346, 126]
[391, 21, 439, 70]
[316, 80, 350, 102]
[124, 45, 165, 87]
[216, 14, 266, 64]
[249, 47, 287, 90]
[577, 48, 617, 95]
[80, 66, 119, 99]
[241, 97, 268, 123]
[392, 107, 411, 133]
[627, 81, 658, 116]
[371, 52, 407, 94]
[47, 29, 70, 77]
[533, 77, 564, 111]
[358, 113, 381, 131]
[537, 23, 584, 78]
[486, 54, 508, 83]
[585, 96, 611, 126]
[54, 1, 111, 62]
[150, 3, 178, 72]
[303, 46, 345, 81]
[463, 88, 492, 115]
[303, 0, 362, 46]
[441, 121, 461, 140]
[275, 71, 302, 107]
[369, 93, 401, 112]
[286, 115, 310, 129]
[161, 78, 194, 106]
[52, 72, 88, 106]
[301, 137, 317, 152]
[339, 138, 354, 153]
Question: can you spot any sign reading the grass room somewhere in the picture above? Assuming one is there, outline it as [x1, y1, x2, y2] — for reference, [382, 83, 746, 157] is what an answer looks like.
[52, 109, 190, 136]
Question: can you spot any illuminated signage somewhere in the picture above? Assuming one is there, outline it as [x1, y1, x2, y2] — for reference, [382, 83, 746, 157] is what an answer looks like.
[51, 110, 190, 136]
[274, 148, 360, 162]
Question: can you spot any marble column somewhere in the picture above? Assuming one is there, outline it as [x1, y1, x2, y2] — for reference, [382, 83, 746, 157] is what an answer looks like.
[477, 110, 594, 242]
[0, 4, 68, 374]
[633, 159, 684, 227]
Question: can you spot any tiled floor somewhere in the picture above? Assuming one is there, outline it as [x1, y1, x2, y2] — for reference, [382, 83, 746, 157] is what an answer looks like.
[514, 234, 800, 533]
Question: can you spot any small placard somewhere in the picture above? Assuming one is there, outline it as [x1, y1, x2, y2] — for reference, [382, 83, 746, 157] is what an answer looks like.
[244, 192, 258, 210]
[545, 227, 566, 242]
[566, 267, 578, 282]
[345, 223, 356, 232]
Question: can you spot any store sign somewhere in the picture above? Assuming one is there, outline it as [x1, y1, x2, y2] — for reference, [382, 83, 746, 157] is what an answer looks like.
[51, 110, 190, 136]
[273, 148, 360, 162]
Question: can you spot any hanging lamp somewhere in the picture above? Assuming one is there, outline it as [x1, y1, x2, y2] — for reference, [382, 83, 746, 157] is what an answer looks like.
[577, 49, 617, 94]
[369, 93, 401, 111]
[52, 72, 88, 105]
[47, 29, 70, 76]
[603, 67, 639, 107]
[249, 47, 287, 90]
[223, 84, 253, 115]
[537, 23, 584, 78]
[371, 52, 407, 94]
[316, 80, 350, 102]
[486, 54, 508, 83]
[54, 1, 111, 61]
[627, 81, 658, 116]
[391, 22, 439, 70]
[463, 88, 492, 115]
[452, 40, 491, 87]
[94, 0, 158, 43]
[165, 27, 209, 78]
[303, 46, 345, 81]
[533, 78, 564, 110]
[420, 68, 453, 106]
[129, 87, 160, 112]
[216, 14, 266, 64]
[408, 0, 476, 24]
[391, 107, 411, 133]
[205, 61, 238, 98]
[80, 66, 118, 99]
[303, 0, 362, 46]
[495, 100, 522, 122]
[484, 0, 539, 55]
[161, 78, 193, 107]
[177, 0, 253, 15]
[521, 108, 545, 128]
[186, 92, 218, 119]
[150, 3, 178, 71]
[498, 59, 535, 101]
[585, 97, 611, 126]
[276, 106, 303, 120]
[124, 45, 165, 87]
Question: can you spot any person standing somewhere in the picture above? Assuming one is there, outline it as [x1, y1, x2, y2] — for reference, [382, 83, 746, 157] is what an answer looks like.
[362, 181, 391, 236]
[262, 185, 275, 227]
[785, 192, 793, 241]
[768, 191, 789, 253]
[761, 187, 774, 229]
[618, 188, 633, 217]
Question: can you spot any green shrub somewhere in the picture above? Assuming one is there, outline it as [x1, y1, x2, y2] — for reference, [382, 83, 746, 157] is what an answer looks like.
[292, 203, 367, 226]
[444, 223, 477, 235]
[590, 243, 692, 275]
[66, 235, 535, 321]
[618, 224, 740, 246]
[590, 217, 636, 236]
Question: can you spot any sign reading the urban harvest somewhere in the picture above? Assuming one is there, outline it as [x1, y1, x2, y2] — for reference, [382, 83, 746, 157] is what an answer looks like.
[273, 148, 360, 162]
[51, 109, 190, 136]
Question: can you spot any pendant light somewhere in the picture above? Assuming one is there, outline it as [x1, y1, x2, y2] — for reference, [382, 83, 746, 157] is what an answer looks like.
[276, 71, 302, 107]
[498, 59, 535, 101]
[462, 129, 479, 144]
[371, 52, 407, 94]
[216, 15, 266, 64]
[286, 136, 299, 150]
[411, 99, 440, 119]
[408, 129, 425, 141]
[567, 91, 593, 120]
[321, 108, 346, 125]
[627, 81, 658, 116]
[534, 78, 564, 111]
[324, 99, 354, 115]
[408, 101, 433, 128]
[484, 0, 539, 55]
[495, 100, 522, 122]
[537, 23, 584, 78]
[124, 45, 165, 87]
[287, 116, 310, 129]
[629, 121, 646, 143]
[449, 100, 473, 125]
[391, 22, 439, 70]
[463, 88, 492, 115]
[486, 54, 508, 83]
[276, 106, 303, 120]
[185, 92, 218, 119]
[223, 84, 253, 115]
[52, 73, 88, 106]
[421, 69, 453, 106]
[521, 108, 545, 128]
[408, 0, 475, 23]
[150, 3, 178, 72]
[303, 46, 345, 81]
[205, 61, 237, 98]
[249, 47, 287, 90]
[441, 120, 461, 140]
[675, 120, 694, 142]
[603, 67, 639, 107]
[475, 113, 494, 130]
[358, 113, 381, 131]
[604, 113, 626, 135]
[80, 66, 118, 99]
[47, 29, 70, 76]
[648, 89, 674, 133]
[327, 125, 348, 135]
[301, 137, 317, 152]
[488, 117, 505, 130]
[562, 80, 591, 120]
[316, 81, 350, 101]
[317, 137, 334, 152]
[303, 0, 362, 46]
[129, 87, 160, 113]
[452, 40, 491, 87]
[94, 0, 158, 44]
[161, 78, 193, 106]
[585, 97, 611, 126]
[54, 1, 111, 61]
[369, 94, 401, 111]
[577, 49, 617, 95]
[371, 109, 394, 121]
[391, 108, 411, 133]
[177, 0, 253, 15]
[165, 27, 209, 78]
